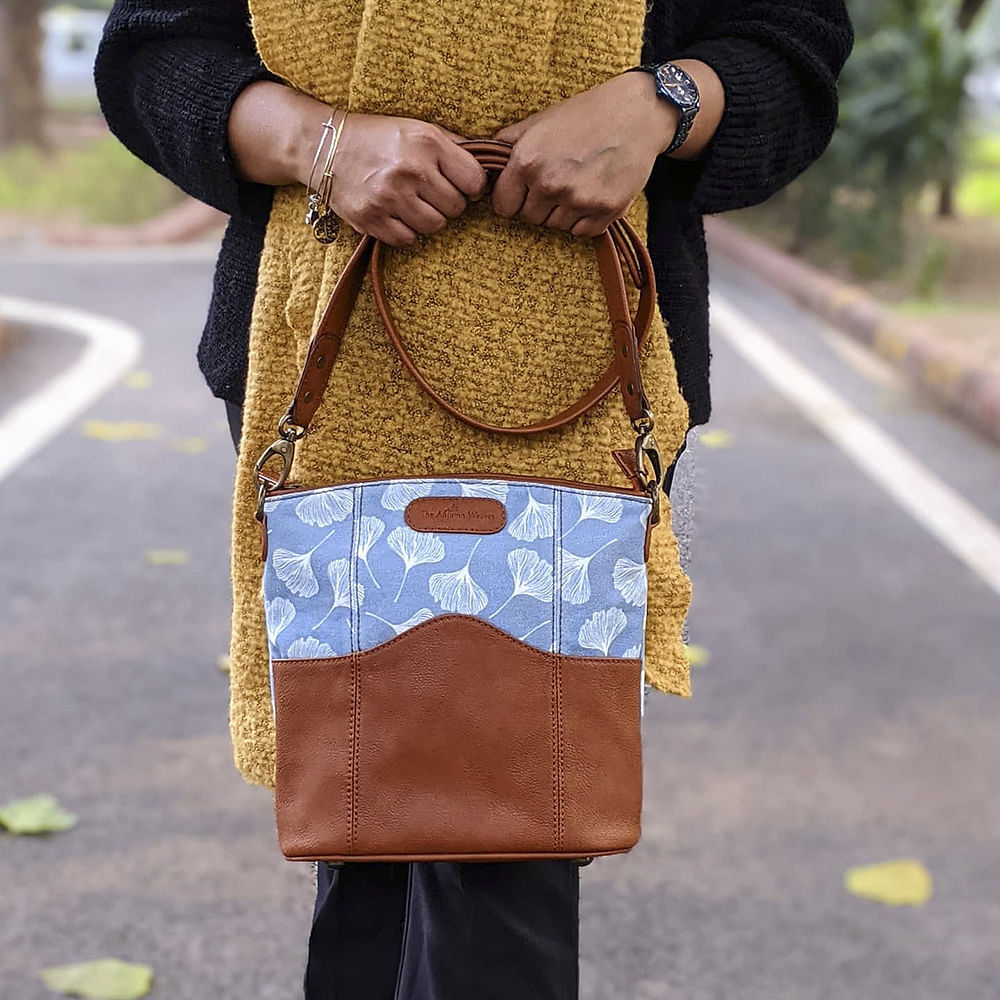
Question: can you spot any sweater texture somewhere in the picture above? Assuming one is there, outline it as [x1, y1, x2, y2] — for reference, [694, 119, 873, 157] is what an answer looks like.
[225, 0, 696, 788]
[94, 0, 853, 789]
[95, 0, 854, 433]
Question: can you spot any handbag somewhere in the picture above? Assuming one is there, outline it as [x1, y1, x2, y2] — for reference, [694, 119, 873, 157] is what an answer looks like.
[253, 139, 668, 864]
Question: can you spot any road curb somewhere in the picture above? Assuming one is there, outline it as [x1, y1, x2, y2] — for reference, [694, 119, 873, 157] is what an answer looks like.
[43, 198, 226, 247]
[705, 217, 1000, 448]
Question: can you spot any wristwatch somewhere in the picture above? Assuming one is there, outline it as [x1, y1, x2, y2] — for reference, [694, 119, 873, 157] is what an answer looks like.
[624, 61, 700, 156]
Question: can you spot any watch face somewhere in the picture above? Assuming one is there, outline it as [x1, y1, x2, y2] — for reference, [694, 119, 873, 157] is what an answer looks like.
[654, 64, 699, 110]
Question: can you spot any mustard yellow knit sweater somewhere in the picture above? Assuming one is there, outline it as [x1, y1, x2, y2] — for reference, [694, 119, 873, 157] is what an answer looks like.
[228, 0, 693, 788]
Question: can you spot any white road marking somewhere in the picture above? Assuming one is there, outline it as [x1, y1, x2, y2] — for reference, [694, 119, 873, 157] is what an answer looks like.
[0, 295, 141, 483]
[712, 294, 1000, 598]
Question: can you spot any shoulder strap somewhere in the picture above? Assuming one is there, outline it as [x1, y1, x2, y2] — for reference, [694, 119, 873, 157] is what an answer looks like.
[283, 139, 656, 436]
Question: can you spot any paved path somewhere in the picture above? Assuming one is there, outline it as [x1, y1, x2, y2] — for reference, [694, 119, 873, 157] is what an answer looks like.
[0, 245, 998, 999]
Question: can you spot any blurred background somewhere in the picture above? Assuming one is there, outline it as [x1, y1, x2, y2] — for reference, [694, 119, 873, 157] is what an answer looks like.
[1, 1, 998, 998]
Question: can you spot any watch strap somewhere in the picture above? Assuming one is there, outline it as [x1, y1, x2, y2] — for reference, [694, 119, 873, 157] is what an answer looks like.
[624, 62, 698, 156]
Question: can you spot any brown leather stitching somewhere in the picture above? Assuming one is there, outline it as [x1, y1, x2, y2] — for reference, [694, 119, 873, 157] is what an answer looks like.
[275, 613, 644, 665]
[261, 470, 653, 502]
[271, 613, 642, 862]
[348, 497, 359, 851]
[555, 493, 565, 850]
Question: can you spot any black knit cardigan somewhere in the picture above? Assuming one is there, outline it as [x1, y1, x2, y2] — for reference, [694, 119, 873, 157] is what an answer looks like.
[94, 0, 853, 429]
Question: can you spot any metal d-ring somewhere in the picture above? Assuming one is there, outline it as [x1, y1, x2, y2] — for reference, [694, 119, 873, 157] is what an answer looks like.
[277, 414, 307, 441]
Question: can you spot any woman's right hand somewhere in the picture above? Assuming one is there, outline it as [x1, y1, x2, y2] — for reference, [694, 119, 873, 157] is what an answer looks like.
[323, 112, 489, 247]
[228, 82, 488, 247]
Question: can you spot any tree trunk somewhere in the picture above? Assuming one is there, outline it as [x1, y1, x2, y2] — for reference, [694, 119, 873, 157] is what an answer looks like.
[938, 178, 955, 218]
[957, 0, 990, 32]
[0, 0, 47, 150]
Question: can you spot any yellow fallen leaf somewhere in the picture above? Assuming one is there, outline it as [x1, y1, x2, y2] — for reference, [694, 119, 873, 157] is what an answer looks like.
[170, 436, 209, 454]
[844, 858, 933, 906]
[0, 794, 77, 834]
[81, 421, 162, 442]
[39, 958, 153, 999]
[216, 655, 231, 674]
[684, 643, 710, 667]
[121, 370, 152, 389]
[145, 549, 190, 566]
[698, 429, 734, 449]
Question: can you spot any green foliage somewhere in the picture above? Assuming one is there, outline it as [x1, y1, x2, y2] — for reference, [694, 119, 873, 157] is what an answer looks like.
[958, 168, 1000, 214]
[784, 0, 996, 286]
[912, 237, 952, 300]
[838, 5, 973, 193]
[49, 1, 115, 9]
[968, 133, 1000, 168]
[0, 136, 181, 226]
[958, 132, 1000, 213]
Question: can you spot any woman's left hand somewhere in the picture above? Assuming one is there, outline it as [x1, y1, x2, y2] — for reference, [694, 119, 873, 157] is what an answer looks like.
[489, 72, 679, 237]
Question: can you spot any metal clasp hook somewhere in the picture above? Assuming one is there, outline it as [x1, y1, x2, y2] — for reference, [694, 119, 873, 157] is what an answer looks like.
[632, 407, 662, 526]
[254, 436, 296, 521]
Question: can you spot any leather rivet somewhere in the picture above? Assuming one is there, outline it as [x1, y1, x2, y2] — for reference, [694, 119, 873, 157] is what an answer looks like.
[316, 355, 326, 369]
[304, 390, 313, 403]
[626, 382, 635, 395]
[621, 343, 629, 356]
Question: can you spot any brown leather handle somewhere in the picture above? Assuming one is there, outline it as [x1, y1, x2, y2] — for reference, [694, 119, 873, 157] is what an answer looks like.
[285, 138, 656, 436]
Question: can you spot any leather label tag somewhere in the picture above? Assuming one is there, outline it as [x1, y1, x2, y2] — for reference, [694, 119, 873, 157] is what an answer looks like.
[404, 497, 507, 534]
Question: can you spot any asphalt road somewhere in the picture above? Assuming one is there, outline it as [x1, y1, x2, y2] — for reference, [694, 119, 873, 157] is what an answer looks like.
[1, 243, 998, 1000]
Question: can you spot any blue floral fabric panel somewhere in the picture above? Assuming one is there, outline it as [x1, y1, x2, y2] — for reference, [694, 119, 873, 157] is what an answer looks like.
[261, 478, 651, 666]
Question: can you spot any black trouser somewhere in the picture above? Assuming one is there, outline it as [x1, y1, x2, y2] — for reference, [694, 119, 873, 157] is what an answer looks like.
[305, 858, 581, 1000]
[227, 400, 685, 1000]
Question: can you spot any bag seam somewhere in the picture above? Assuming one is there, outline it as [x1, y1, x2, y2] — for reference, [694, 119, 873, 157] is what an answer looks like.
[348, 485, 361, 851]
[273, 603, 645, 662]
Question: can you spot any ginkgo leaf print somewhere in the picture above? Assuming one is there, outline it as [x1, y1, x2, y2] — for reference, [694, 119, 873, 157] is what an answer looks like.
[623, 644, 641, 658]
[272, 527, 339, 598]
[429, 537, 488, 614]
[264, 597, 296, 644]
[488, 548, 553, 620]
[508, 491, 554, 541]
[365, 608, 434, 637]
[460, 481, 509, 501]
[519, 620, 552, 645]
[612, 557, 647, 607]
[578, 607, 627, 656]
[295, 489, 353, 527]
[357, 515, 385, 589]
[286, 635, 336, 658]
[381, 481, 433, 511]
[560, 539, 616, 605]
[561, 493, 623, 539]
[387, 526, 446, 601]
[314, 559, 365, 629]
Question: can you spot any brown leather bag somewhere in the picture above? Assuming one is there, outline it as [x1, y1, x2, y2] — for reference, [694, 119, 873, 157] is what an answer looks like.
[255, 140, 666, 864]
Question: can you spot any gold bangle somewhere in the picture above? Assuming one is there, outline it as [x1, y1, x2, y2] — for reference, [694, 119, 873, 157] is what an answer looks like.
[312, 110, 348, 245]
[304, 114, 336, 227]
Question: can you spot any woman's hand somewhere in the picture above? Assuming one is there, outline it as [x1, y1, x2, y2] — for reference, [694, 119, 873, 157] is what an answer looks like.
[490, 62, 722, 236]
[326, 112, 488, 246]
[228, 82, 488, 246]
